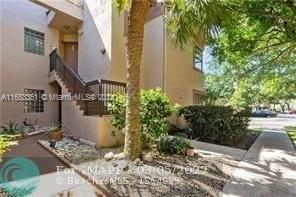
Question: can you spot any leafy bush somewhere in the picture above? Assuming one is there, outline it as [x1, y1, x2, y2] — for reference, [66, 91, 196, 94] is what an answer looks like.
[108, 94, 126, 131]
[179, 105, 251, 145]
[108, 88, 179, 144]
[0, 135, 18, 158]
[1, 121, 21, 134]
[159, 135, 191, 154]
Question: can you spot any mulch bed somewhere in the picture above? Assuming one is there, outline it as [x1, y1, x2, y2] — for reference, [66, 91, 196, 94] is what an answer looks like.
[39, 138, 122, 164]
[101, 154, 238, 197]
[38, 137, 239, 197]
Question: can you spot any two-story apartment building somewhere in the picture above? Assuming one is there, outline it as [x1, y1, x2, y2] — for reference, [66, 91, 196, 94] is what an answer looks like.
[0, 0, 204, 147]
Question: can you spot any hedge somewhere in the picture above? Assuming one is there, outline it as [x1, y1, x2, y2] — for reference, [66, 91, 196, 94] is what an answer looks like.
[179, 105, 251, 145]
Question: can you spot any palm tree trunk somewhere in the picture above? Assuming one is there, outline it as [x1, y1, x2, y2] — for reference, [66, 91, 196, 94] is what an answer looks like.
[124, 0, 150, 160]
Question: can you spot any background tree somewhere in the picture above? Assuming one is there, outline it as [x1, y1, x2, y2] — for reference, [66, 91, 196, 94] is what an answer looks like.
[205, 61, 296, 109]
[204, 0, 296, 109]
[212, 0, 296, 75]
[114, 0, 233, 159]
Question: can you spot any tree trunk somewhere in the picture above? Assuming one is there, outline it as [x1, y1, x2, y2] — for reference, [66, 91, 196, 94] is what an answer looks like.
[280, 104, 285, 113]
[124, 0, 150, 160]
[285, 102, 290, 111]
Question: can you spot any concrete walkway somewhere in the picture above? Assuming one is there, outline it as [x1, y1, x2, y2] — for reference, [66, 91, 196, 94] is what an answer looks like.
[222, 129, 296, 197]
[0, 135, 104, 196]
[1, 134, 65, 175]
[191, 140, 247, 161]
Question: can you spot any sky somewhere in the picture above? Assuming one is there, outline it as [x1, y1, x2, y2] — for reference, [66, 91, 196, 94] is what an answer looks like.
[202, 46, 212, 74]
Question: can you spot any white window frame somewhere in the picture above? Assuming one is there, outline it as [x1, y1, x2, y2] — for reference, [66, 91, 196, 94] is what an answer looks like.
[24, 27, 45, 55]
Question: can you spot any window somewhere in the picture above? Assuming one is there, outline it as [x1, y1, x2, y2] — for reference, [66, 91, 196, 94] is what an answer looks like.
[193, 47, 203, 71]
[193, 89, 205, 105]
[24, 28, 44, 55]
[24, 89, 45, 113]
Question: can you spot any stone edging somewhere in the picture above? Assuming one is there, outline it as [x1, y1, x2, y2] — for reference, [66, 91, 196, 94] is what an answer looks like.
[27, 129, 47, 137]
[37, 140, 116, 197]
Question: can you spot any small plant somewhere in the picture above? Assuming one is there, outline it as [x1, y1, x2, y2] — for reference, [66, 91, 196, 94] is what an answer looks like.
[158, 135, 191, 155]
[1, 121, 21, 134]
[47, 123, 61, 133]
[45, 122, 63, 141]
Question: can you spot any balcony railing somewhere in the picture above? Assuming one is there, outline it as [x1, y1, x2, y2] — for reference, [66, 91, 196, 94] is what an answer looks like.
[49, 49, 126, 116]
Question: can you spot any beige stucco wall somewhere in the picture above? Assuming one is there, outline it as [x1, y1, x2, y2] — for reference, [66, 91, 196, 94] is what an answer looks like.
[110, 10, 126, 83]
[78, 0, 112, 82]
[110, 8, 204, 129]
[164, 35, 204, 106]
[0, 0, 60, 127]
[141, 16, 164, 89]
[29, 0, 83, 22]
[63, 34, 78, 42]
[110, 9, 164, 89]
[58, 32, 78, 58]
[0, 0, 204, 144]
[50, 72, 123, 147]
[111, 9, 204, 104]
[164, 34, 204, 128]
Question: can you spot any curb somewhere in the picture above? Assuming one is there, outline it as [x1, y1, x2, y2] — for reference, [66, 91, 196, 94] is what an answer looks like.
[38, 140, 116, 197]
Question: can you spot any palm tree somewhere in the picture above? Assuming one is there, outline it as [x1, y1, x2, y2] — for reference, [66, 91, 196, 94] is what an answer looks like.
[114, 0, 232, 160]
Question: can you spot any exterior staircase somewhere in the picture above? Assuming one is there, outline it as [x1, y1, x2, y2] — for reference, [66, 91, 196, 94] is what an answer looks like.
[49, 49, 126, 116]
[48, 49, 125, 147]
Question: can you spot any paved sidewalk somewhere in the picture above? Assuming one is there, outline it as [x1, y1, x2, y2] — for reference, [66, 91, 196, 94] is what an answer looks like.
[191, 140, 247, 161]
[1, 134, 65, 175]
[0, 135, 104, 196]
[222, 129, 296, 197]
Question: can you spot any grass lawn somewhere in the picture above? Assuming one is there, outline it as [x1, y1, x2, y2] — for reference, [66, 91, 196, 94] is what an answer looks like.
[285, 126, 296, 148]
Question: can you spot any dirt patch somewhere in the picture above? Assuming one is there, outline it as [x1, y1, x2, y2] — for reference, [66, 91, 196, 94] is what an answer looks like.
[170, 128, 262, 151]
[0, 187, 10, 197]
[233, 129, 262, 150]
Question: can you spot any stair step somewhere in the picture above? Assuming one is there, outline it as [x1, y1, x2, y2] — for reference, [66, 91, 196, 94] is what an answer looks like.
[53, 70, 113, 117]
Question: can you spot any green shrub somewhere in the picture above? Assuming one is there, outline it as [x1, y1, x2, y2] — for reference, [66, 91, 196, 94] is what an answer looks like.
[108, 94, 126, 131]
[1, 121, 21, 134]
[0, 135, 18, 159]
[108, 88, 179, 144]
[179, 105, 251, 145]
[159, 135, 191, 154]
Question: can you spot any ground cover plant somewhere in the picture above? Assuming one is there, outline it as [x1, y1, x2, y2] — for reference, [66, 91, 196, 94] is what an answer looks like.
[285, 126, 296, 148]
[0, 121, 23, 160]
[0, 134, 18, 160]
